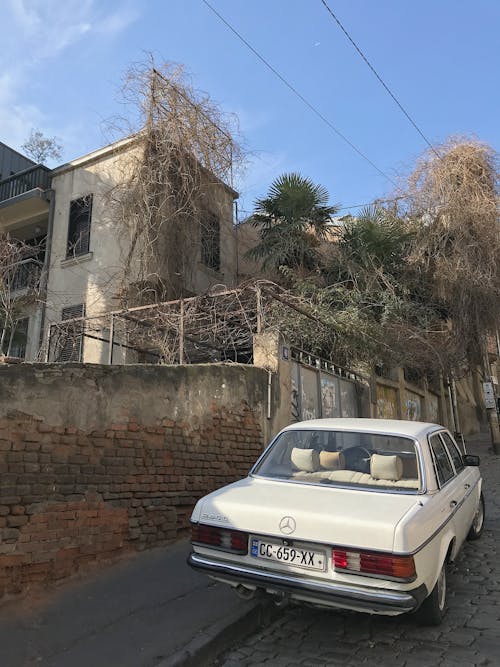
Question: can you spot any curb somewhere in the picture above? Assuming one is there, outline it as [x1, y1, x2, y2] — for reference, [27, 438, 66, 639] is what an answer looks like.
[157, 599, 276, 667]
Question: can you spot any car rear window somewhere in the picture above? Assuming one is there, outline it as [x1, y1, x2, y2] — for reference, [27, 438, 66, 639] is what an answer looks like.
[253, 429, 420, 492]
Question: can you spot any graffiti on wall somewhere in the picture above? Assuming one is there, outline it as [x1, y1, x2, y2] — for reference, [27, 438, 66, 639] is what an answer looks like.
[291, 361, 361, 421]
[427, 393, 439, 423]
[377, 385, 398, 419]
[404, 390, 422, 421]
[300, 367, 320, 421]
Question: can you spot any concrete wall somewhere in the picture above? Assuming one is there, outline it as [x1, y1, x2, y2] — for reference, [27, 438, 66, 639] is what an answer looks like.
[0, 362, 268, 599]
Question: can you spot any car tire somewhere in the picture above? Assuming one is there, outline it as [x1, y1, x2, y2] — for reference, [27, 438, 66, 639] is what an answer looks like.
[467, 492, 485, 541]
[417, 562, 447, 626]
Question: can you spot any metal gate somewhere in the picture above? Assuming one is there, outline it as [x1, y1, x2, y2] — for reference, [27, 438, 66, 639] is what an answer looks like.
[290, 348, 364, 422]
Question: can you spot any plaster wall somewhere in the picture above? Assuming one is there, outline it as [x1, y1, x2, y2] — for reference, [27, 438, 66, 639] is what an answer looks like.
[44, 141, 238, 363]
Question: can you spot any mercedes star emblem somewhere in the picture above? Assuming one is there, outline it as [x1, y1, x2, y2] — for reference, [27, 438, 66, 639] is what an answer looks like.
[279, 516, 296, 535]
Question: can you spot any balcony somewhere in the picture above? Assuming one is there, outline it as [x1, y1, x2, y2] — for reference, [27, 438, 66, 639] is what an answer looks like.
[5, 258, 43, 297]
[0, 165, 51, 230]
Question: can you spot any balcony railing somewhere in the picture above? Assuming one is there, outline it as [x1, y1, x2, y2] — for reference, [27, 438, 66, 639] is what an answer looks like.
[0, 165, 51, 204]
[6, 258, 43, 294]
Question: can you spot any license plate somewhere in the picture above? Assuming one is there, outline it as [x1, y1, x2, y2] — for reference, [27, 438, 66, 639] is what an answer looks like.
[251, 539, 326, 571]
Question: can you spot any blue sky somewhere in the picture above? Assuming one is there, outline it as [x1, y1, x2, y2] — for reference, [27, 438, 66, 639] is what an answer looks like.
[1, 0, 498, 215]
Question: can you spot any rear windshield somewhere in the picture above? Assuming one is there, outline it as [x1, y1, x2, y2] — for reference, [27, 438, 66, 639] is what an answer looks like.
[253, 429, 420, 493]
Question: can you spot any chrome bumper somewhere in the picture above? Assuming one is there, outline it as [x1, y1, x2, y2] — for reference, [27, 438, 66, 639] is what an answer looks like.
[188, 552, 425, 614]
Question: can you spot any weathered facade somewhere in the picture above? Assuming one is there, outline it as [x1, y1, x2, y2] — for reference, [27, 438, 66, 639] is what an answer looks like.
[0, 137, 238, 363]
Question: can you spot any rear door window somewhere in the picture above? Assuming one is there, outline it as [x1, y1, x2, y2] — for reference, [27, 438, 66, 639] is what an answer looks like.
[429, 434, 455, 487]
[440, 432, 465, 474]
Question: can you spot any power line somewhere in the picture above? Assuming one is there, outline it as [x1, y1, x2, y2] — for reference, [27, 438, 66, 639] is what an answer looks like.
[202, 0, 397, 187]
[320, 0, 440, 158]
[237, 194, 409, 219]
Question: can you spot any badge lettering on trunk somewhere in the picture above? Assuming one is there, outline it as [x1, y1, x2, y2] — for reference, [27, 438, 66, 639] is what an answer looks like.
[279, 516, 296, 535]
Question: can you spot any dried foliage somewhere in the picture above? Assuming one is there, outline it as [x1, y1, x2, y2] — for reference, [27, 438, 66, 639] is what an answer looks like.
[407, 138, 500, 364]
[0, 233, 45, 354]
[107, 60, 243, 303]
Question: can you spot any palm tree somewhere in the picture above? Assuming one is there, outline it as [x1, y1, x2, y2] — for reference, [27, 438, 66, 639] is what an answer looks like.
[247, 173, 339, 273]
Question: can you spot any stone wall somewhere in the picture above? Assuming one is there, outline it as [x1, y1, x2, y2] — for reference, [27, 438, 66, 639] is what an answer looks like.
[0, 363, 268, 598]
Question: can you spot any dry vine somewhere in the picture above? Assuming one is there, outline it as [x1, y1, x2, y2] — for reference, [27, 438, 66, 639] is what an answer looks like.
[0, 233, 45, 355]
[406, 137, 500, 365]
[106, 60, 244, 307]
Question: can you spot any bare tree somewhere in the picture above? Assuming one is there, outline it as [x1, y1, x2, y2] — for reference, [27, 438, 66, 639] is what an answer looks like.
[21, 128, 62, 164]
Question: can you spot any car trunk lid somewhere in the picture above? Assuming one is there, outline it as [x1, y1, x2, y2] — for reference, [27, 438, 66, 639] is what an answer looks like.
[195, 476, 420, 552]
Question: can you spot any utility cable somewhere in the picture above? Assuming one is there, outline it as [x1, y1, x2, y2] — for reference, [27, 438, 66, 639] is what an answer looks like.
[320, 0, 440, 157]
[202, 0, 398, 187]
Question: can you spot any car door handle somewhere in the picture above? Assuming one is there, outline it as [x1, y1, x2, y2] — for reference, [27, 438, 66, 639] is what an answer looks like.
[464, 483, 470, 490]
[450, 500, 458, 508]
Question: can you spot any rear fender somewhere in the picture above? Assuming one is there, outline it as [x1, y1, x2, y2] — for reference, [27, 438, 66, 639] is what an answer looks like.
[427, 531, 455, 594]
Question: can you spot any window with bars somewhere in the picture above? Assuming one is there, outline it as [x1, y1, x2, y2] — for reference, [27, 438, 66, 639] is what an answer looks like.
[56, 303, 85, 362]
[200, 213, 221, 272]
[67, 195, 92, 258]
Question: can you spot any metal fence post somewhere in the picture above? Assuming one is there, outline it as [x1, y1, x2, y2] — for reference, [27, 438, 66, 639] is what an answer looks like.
[179, 299, 185, 364]
[256, 286, 262, 334]
[108, 314, 114, 365]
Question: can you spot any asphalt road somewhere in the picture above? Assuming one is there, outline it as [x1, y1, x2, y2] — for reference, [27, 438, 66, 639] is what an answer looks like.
[217, 435, 500, 667]
[0, 539, 253, 667]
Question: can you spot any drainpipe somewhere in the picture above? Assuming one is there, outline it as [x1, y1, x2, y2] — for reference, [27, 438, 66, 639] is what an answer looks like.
[38, 188, 56, 360]
[450, 377, 461, 436]
[267, 370, 272, 420]
[446, 378, 456, 434]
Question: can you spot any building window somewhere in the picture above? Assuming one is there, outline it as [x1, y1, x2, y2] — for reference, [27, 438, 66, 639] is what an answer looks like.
[67, 195, 92, 258]
[201, 213, 220, 272]
[55, 303, 85, 362]
[1, 317, 29, 358]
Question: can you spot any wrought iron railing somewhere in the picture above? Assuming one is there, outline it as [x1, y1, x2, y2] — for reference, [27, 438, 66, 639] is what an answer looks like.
[0, 165, 51, 203]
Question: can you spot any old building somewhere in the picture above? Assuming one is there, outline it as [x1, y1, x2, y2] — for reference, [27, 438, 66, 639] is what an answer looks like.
[0, 136, 238, 363]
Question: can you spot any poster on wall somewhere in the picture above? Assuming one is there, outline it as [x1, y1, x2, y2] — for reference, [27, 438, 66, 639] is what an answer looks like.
[321, 374, 340, 418]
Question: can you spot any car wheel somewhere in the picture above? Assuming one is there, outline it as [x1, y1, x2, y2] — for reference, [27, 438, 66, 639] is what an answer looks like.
[417, 562, 447, 626]
[467, 492, 485, 541]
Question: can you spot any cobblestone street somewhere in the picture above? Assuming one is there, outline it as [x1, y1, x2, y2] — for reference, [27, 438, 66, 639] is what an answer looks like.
[217, 436, 500, 667]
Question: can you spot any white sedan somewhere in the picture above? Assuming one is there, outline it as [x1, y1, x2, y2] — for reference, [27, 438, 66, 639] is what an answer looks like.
[188, 419, 484, 625]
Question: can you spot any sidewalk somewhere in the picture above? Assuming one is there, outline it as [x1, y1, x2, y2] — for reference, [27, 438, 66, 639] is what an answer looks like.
[0, 539, 260, 667]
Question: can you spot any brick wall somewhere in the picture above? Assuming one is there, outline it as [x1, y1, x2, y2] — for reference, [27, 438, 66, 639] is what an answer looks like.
[0, 363, 268, 599]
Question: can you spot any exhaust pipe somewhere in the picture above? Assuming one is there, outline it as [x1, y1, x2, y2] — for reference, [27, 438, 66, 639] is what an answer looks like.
[235, 584, 256, 600]
[272, 591, 289, 608]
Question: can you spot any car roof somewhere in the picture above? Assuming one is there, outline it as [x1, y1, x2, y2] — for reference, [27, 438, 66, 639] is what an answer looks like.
[281, 418, 443, 440]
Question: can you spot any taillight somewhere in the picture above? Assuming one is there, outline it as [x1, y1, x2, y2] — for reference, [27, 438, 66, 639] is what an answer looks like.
[191, 523, 248, 554]
[332, 548, 415, 581]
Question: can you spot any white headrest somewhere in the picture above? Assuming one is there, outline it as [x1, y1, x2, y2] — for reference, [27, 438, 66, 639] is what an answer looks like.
[291, 448, 320, 472]
[319, 451, 345, 470]
[370, 454, 403, 481]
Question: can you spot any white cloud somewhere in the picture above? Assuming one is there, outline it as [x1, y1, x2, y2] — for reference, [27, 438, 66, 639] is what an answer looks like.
[0, 0, 139, 155]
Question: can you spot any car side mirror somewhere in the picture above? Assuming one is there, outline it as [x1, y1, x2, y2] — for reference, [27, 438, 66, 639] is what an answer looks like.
[463, 454, 480, 467]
